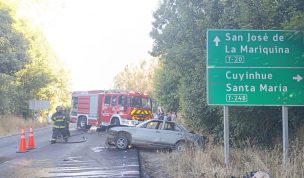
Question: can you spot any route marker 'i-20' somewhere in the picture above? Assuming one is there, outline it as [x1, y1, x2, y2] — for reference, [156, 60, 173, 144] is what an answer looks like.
[207, 30, 304, 106]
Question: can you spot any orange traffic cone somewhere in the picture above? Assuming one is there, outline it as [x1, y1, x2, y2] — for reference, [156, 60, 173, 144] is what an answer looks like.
[28, 126, 36, 150]
[17, 128, 28, 153]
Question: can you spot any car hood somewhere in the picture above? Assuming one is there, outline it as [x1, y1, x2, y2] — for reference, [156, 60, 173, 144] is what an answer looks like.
[108, 126, 135, 132]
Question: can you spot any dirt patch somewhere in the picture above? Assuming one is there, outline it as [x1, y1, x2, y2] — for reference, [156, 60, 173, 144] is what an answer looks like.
[139, 149, 172, 178]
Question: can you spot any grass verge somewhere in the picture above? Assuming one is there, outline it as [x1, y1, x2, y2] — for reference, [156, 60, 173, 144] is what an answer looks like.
[0, 115, 47, 136]
[157, 142, 304, 178]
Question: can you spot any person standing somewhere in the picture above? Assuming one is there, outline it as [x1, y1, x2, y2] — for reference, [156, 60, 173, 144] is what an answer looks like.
[157, 106, 164, 120]
[63, 107, 70, 137]
[171, 112, 177, 122]
[166, 112, 172, 121]
[153, 112, 158, 119]
[158, 112, 164, 120]
[51, 106, 68, 144]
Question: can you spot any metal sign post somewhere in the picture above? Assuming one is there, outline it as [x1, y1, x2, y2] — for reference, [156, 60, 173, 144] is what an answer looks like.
[224, 106, 229, 165]
[282, 106, 288, 166]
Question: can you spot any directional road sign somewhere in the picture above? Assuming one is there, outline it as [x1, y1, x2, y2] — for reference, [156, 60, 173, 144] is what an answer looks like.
[207, 29, 304, 106]
[29, 100, 50, 110]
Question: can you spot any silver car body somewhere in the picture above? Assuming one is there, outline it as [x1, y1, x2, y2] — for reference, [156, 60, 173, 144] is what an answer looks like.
[106, 119, 204, 150]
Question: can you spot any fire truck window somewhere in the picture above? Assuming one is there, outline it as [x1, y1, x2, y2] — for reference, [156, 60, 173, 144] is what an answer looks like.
[112, 96, 117, 106]
[104, 96, 111, 105]
[118, 95, 127, 111]
[130, 96, 141, 107]
[72, 97, 78, 109]
[118, 96, 124, 105]
[142, 98, 151, 108]
[119, 96, 127, 106]
[71, 97, 78, 116]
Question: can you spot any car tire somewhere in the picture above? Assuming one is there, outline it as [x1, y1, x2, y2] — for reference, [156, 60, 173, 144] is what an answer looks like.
[115, 134, 129, 150]
[175, 141, 187, 152]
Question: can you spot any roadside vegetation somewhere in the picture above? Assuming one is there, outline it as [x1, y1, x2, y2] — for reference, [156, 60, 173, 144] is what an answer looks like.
[156, 140, 304, 178]
[0, 1, 70, 122]
[113, 59, 158, 94]
[0, 115, 47, 136]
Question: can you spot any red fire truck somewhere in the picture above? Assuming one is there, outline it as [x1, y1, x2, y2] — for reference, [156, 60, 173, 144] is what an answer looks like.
[70, 90, 153, 129]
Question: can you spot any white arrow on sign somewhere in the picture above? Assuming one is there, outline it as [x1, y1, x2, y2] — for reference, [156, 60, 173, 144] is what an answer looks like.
[293, 74, 303, 82]
[213, 36, 221, 47]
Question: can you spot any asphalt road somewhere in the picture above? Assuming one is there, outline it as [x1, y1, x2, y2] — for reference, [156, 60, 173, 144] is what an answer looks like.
[0, 124, 140, 178]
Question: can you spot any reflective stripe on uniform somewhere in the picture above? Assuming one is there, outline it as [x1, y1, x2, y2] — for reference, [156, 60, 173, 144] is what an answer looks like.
[53, 125, 66, 128]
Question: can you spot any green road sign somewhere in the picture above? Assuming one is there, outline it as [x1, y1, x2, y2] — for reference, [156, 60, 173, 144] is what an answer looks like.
[207, 30, 304, 106]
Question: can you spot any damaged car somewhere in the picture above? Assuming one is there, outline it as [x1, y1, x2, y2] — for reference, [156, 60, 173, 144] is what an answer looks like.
[106, 119, 204, 151]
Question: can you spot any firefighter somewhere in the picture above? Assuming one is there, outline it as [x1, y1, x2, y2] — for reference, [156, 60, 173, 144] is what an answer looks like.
[51, 106, 68, 144]
[63, 107, 70, 137]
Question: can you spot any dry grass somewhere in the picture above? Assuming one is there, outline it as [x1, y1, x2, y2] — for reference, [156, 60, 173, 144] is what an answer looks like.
[153, 116, 304, 178]
[0, 115, 47, 136]
[153, 141, 304, 178]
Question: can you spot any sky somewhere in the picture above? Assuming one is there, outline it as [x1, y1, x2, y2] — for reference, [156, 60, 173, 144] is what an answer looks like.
[16, 0, 160, 91]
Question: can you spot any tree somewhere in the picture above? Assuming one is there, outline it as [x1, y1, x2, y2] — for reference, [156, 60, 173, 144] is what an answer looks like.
[0, 3, 29, 114]
[113, 59, 157, 94]
[0, 5, 29, 75]
[0, 1, 70, 116]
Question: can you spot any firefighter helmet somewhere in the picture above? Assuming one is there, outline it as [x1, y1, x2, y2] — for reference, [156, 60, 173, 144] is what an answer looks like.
[56, 106, 62, 112]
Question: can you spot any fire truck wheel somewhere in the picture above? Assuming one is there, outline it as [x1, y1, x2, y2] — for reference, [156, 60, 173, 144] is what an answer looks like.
[115, 134, 129, 150]
[111, 117, 120, 126]
[78, 116, 87, 129]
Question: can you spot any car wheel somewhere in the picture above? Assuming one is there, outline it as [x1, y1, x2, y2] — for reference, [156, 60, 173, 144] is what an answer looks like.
[78, 116, 87, 129]
[111, 117, 120, 126]
[175, 141, 187, 152]
[116, 134, 129, 150]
